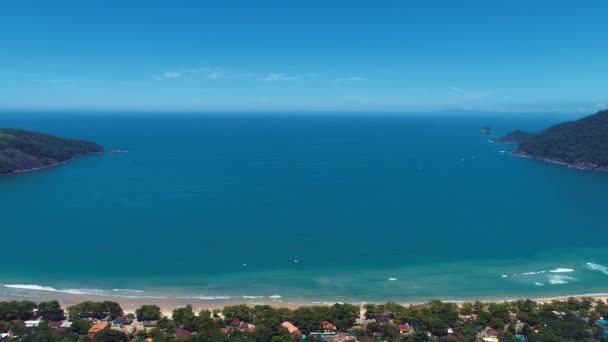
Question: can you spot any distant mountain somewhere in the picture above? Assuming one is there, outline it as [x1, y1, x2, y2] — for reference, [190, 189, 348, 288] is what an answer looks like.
[0, 129, 104, 176]
[515, 109, 608, 170]
[499, 130, 536, 144]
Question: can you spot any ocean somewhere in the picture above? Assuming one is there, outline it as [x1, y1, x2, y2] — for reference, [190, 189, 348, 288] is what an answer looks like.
[2, 112, 608, 305]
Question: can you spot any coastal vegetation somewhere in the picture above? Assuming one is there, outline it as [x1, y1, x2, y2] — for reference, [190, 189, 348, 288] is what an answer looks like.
[516, 109, 608, 170]
[498, 130, 535, 145]
[1, 298, 608, 341]
[0, 128, 103, 176]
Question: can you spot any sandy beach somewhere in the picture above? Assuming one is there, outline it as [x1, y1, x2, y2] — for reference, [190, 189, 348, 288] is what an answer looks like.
[3, 289, 608, 317]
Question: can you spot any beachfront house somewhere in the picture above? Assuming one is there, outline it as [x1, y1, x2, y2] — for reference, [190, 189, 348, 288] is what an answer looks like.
[281, 321, 302, 339]
[24, 319, 41, 328]
[322, 320, 335, 333]
[113, 315, 133, 327]
[87, 321, 109, 339]
[397, 323, 414, 335]
[143, 320, 158, 327]
[175, 327, 191, 340]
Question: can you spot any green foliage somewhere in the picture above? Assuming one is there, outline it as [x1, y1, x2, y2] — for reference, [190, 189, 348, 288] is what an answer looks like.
[172, 305, 196, 329]
[0, 128, 104, 175]
[0, 300, 37, 320]
[67, 301, 123, 320]
[93, 328, 128, 342]
[500, 130, 536, 144]
[136, 305, 162, 321]
[38, 300, 65, 321]
[518, 109, 608, 168]
[70, 318, 93, 335]
[1, 297, 607, 342]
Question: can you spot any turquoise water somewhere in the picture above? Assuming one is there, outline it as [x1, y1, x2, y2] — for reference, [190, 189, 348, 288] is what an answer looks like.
[2, 112, 608, 304]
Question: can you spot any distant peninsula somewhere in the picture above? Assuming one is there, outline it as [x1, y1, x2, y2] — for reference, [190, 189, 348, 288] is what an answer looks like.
[513, 109, 608, 171]
[0, 129, 104, 176]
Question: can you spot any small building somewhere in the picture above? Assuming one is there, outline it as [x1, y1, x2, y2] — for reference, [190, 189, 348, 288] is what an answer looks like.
[24, 320, 41, 328]
[486, 329, 502, 337]
[175, 327, 191, 340]
[322, 320, 334, 332]
[397, 324, 414, 335]
[88, 321, 109, 339]
[219, 327, 229, 334]
[282, 321, 301, 339]
[113, 316, 133, 326]
[49, 321, 62, 329]
[143, 320, 158, 327]
[60, 321, 73, 328]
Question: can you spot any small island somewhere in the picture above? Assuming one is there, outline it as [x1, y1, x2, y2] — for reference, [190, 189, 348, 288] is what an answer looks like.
[514, 109, 608, 171]
[0, 128, 104, 176]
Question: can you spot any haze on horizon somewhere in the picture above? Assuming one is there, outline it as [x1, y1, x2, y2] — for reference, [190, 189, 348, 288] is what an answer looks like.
[1, 0, 607, 114]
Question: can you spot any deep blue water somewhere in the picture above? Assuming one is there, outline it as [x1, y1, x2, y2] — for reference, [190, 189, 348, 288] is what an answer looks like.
[2, 112, 608, 303]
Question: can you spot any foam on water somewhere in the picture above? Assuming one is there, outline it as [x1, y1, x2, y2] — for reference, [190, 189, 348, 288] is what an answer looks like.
[3, 284, 164, 299]
[547, 275, 577, 285]
[549, 268, 574, 273]
[586, 262, 608, 275]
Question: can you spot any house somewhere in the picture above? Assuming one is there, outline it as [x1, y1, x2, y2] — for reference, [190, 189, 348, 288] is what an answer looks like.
[322, 320, 334, 332]
[219, 327, 229, 334]
[175, 327, 191, 340]
[143, 320, 158, 327]
[375, 315, 390, 324]
[396, 324, 414, 335]
[113, 316, 133, 326]
[482, 338, 499, 342]
[60, 321, 73, 328]
[49, 321, 62, 329]
[229, 320, 255, 333]
[24, 319, 41, 328]
[281, 321, 301, 339]
[486, 329, 502, 337]
[87, 321, 109, 339]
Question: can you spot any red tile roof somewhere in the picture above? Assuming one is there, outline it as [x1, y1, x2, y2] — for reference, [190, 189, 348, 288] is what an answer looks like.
[88, 321, 108, 334]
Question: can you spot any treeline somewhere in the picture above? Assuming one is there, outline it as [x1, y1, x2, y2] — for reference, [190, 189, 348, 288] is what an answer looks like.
[2, 298, 608, 341]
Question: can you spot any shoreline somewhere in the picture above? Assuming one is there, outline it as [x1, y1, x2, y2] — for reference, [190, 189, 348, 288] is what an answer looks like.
[0, 151, 105, 177]
[513, 151, 608, 172]
[3, 289, 608, 317]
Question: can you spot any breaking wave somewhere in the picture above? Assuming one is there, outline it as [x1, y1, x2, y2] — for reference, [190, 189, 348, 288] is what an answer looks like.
[586, 262, 608, 275]
[549, 268, 574, 273]
[3, 284, 164, 298]
[547, 275, 577, 285]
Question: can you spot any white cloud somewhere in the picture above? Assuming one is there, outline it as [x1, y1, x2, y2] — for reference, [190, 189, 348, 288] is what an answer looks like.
[163, 72, 182, 78]
[263, 73, 301, 81]
[207, 71, 223, 80]
[153, 71, 182, 80]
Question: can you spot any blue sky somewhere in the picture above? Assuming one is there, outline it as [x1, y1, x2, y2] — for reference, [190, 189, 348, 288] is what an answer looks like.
[1, 0, 607, 113]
